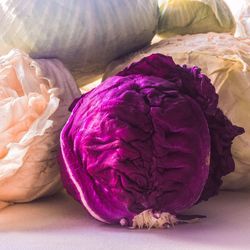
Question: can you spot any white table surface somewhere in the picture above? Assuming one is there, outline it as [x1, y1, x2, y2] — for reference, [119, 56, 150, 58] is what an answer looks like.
[0, 190, 249, 250]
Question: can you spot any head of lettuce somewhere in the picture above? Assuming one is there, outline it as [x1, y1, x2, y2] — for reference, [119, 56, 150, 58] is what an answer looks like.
[59, 54, 243, 229]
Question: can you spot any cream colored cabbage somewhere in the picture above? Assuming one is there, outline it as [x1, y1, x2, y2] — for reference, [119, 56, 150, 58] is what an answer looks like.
[104, 33, 250, 190]
[0, 49, 80, 209]
[158, 0, 235, 37]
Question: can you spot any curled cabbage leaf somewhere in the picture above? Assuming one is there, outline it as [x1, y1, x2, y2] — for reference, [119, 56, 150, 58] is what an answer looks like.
[105, 32, 250, 190]
[60, 54, 242, 227]
[0, 0, 158, 86]
[0, 49, 80, 209]
[157, 0, 235, 37]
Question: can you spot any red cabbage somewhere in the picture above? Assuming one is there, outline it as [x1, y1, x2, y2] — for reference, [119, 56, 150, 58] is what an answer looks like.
[59, 54, 243, 227]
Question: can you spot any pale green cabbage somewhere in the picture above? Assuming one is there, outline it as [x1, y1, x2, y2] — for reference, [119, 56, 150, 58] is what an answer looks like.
[0, 0, 158, 86]
[158, 0, 235, 37]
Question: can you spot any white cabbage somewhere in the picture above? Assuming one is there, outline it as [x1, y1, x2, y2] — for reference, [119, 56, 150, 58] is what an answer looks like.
[0, 49, 80, 209]
[224, 0, 250, 38]
[0, 0, 158, 86]
[104, 33, 250, 190]
[158, 0, 235, 37]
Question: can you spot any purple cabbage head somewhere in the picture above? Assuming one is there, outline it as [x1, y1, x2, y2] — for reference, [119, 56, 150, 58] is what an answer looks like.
[59, 54, 244, 226]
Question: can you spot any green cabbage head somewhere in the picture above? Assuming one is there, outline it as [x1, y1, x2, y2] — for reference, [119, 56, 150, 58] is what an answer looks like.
[157, 0, 235, 37]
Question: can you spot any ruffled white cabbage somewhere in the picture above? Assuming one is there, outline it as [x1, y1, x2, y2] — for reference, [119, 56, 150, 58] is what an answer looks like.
[0, 0, 158, 86]
[104, 33, 250, 190]
[0, 49, 80, 209]
[158, 0, 235, 37]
